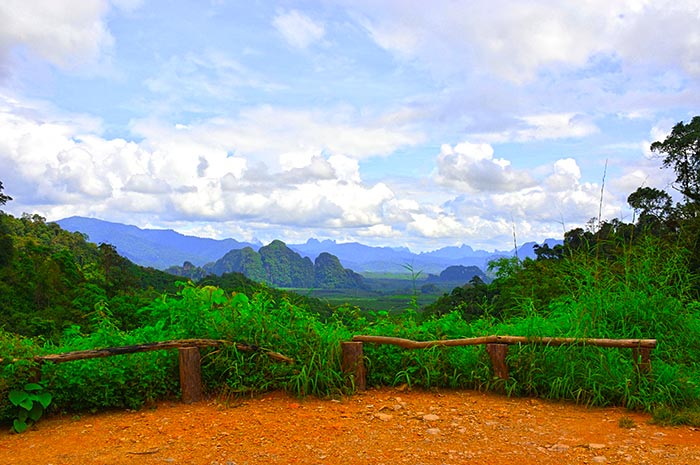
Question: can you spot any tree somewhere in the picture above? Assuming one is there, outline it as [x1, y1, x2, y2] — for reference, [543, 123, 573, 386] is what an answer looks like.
[650, 116, 700, 204]
[628, 187, 673, 221]
[0, 181, 11, 207]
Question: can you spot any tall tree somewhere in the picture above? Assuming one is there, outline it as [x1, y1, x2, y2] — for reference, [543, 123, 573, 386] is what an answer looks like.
[651, 116, 700, 204]
[0, 181, 11, 207]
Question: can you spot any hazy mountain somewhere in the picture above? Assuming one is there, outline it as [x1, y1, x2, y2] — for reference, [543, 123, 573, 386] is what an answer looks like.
[425, 265, 489, 284]
[56, 216, 562, 274]
[167, 240, 367, 290]
[56, 216, 260, 270]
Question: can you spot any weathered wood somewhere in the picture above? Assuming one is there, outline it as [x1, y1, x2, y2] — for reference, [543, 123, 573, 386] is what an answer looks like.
[632, 346, 653, 373]
[341, 341, 366, 391]
[352, 335, 657, 349]
[35, 339, 294, 364]
[486, 343, 509, 380]
[179, 347, 203, 403]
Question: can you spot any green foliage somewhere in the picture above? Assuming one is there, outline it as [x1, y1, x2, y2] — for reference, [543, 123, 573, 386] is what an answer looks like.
[8, 383, 52, 433]
[650, 115, 700, 204]
[259, 239, 314, 287]
[0, 212, 181, 339]
[0, 181, 11, 207]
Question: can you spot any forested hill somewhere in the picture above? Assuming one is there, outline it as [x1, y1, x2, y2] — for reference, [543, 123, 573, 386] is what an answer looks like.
[166, 240, 368, 290]
[0, 212, 334, 340]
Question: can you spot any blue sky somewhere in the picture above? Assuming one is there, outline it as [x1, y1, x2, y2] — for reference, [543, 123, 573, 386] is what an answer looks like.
[1, 0, 698, 252]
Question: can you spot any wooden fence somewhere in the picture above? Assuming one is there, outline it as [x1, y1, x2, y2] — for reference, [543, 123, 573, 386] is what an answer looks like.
[29, 339, 293, 403]
[9, 335, 657, 404]
[341, 335, 657, 391]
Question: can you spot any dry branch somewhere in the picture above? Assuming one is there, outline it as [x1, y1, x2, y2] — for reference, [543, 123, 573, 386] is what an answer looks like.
[35, 338, 294, 364]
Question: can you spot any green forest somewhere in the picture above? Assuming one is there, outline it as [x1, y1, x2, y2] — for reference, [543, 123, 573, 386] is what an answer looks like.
[1, 117, 700, 432]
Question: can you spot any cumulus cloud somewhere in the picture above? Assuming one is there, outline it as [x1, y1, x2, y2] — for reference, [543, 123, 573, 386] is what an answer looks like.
[435, 141, 536, 192]
[0, 94, 409, 234]
[273, 10, 325, 49]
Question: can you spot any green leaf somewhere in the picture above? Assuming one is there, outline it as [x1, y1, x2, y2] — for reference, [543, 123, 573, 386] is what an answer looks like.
[36, 392, 52, 409]
[19, 398, 34, 411]
[18, 409, 28, 423]
[8, 390, 28, 406]
[13, 419, 28, 434]
[28, 403, 44, 422]
[23, 383, 43, 391]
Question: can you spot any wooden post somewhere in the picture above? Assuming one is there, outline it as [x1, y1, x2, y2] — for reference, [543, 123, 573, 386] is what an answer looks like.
[178, 347, 203, 403]
[486, 343, 509, 380]
[632, 347, 652, 374]
[341, 341, 366, 391]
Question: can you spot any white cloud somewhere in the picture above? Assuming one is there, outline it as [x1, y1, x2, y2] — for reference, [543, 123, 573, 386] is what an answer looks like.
[143, 51, 283, 104]
[0, 94, 408, 233]
[435, 141, 536, 192]
[472, 113, 599, 143]
[357, 223, 400, 238]
[545, 158, 582, 192]
[123, 174, 171, 194]
[407, 213, 465, 238]
[0, 0, 113, 75]
[273, 10, 325, 49]
[351, 0, 700, 82]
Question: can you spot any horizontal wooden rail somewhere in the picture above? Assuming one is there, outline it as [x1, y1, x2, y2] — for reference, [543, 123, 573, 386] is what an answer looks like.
[352, 335, 657, 349]
[9, 339, 293, 404]
[344, 335, 656, 390]
[34, 338, 294, 364]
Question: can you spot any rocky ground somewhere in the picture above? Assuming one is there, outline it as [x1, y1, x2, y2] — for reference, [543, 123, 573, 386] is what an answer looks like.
[1, 387, 699, 464]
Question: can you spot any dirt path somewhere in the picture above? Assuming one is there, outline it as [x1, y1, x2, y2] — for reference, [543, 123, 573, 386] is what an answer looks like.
[2, 388, 699, 465]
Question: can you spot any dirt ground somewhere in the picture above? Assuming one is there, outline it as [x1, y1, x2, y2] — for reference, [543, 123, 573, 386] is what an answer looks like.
[1, 387, 699, 465]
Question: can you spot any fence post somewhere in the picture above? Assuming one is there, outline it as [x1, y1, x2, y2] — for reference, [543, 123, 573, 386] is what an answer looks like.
[486, 343, 509, 380]
[178, 347, 203, 403]
[341, 341, 366, 391]
[632, 347, 652, 374]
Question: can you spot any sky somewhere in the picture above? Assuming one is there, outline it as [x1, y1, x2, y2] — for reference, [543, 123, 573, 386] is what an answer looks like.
[1, 0, 699, 252]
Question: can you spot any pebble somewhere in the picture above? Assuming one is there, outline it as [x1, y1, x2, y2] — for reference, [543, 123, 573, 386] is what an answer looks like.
[426, 428, 441, 435]
[422, 414, 440, 421]
[549, 443, 570, 452]
[591, 456, 607, 463]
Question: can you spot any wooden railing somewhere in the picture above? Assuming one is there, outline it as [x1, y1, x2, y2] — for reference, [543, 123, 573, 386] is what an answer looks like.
[29, 339, 293, 403]
[341, 335, 657, 390]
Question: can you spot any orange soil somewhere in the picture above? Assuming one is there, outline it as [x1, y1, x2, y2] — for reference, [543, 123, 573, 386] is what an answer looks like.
[1, 387, 699, 465]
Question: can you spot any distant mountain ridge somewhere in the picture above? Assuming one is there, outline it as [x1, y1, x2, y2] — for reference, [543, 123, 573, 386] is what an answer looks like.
[56, 216, 260, 270]
[56, 216, 562, 274]
[166, 240, 368, 290]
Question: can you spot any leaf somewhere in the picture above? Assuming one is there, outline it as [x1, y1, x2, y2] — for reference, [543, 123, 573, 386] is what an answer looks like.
[36, 392, 52, 409]
[19, 398, 34, 411]
[23, 383, 43, 391]
[8, 390, 28, 406]
[28, 403, 44, 422]
[12, 419, 28, 434]
[18, 409, 28, 423]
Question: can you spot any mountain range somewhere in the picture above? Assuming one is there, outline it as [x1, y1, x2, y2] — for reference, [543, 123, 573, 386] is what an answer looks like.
[56, 216, 562, 274]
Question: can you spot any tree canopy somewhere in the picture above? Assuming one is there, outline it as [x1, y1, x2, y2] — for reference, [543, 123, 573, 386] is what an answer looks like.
[0, 181, 11, 207]
[651, 116, 700, 205]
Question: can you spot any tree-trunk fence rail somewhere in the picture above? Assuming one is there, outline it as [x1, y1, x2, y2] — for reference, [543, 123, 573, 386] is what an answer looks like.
[4, 339, 293, 404]
[5, 335, 655, 404]
[341, 335, 657, 391]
